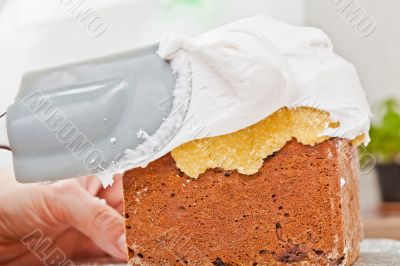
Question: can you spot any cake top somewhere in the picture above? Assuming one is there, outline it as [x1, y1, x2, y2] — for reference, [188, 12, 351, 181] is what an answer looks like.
[97, 15, 371, 186]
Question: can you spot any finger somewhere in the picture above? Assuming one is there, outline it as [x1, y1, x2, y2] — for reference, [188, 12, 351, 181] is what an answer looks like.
[51, 228, 107, 259]
[115, 201, 124, 215]
[5, 250, 49, 266]
[49, 182, 127, 261]
[76, 176, 103, 196]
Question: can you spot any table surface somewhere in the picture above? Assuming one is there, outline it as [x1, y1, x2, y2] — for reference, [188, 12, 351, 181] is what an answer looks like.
[76, 239, 400, 266]
[363, 203, 400, 240]
[355, 239, 400, 265]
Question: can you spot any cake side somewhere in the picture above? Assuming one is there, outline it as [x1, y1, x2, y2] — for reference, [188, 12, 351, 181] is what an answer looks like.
[338, 140, 363, 265]
[123, 138, 361, 265]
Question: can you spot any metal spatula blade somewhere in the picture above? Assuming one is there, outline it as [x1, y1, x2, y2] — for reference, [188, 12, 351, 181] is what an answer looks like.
[1, 44, 177, 183]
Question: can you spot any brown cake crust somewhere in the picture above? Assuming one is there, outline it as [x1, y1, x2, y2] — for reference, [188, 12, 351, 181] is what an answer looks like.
[123, 138, 362, 265]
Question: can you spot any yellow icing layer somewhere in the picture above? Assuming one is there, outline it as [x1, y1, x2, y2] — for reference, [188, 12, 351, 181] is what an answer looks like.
[171, 107, 356, 178]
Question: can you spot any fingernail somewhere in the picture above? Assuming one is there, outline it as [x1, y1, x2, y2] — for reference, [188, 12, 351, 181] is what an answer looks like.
[117, 234, 128, 259]
[95, 197, 107, 205]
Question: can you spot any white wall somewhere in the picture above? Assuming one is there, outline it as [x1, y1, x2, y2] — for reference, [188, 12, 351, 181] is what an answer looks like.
[306, 0, 400, 107]
[0, 0, 305, 172]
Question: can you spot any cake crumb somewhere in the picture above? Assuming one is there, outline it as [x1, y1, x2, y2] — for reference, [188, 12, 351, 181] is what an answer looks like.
[172, 107, 332, 178]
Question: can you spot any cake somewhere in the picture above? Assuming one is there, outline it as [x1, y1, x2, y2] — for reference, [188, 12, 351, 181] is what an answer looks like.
[123, 108, 363, 265]
[117, 15, 370, 266]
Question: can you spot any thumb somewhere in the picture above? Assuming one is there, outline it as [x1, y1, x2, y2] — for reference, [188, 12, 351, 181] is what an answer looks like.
[50, 181, 127, 260]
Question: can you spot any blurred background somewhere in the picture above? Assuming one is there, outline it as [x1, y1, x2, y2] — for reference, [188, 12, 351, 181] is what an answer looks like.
[0, 0, 399, 239]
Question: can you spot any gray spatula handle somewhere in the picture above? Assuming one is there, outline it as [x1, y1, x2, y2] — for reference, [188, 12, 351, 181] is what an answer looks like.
[0, 113, 10, 150]
[6, 44, 178, 183]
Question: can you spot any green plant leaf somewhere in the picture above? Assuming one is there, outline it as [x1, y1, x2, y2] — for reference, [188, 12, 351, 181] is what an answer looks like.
[365, 98, 400, 162]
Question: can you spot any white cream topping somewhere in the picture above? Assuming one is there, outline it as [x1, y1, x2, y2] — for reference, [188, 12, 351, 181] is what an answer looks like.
[97, 15, 371, 187]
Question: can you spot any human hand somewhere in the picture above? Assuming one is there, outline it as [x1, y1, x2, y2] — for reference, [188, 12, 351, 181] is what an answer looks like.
[0, 172, 127, 266]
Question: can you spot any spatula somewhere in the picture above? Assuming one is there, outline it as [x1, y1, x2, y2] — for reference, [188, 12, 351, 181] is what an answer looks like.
[0, 44, 180, 183]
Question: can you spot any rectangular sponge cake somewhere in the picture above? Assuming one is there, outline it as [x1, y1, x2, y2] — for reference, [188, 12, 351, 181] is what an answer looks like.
[122, 138, 362, 265]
